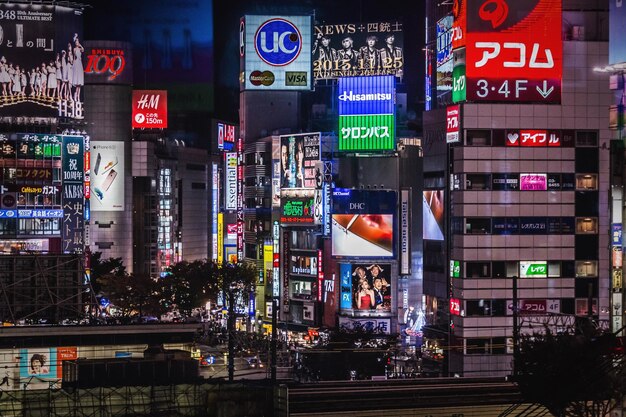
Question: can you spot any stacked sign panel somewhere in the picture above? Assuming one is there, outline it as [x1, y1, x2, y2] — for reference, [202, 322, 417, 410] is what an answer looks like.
[241, 15, 312, 91]
[0, 4, 85, 119]
[337, 75, 396, 152]
[459, 0, 562, 103]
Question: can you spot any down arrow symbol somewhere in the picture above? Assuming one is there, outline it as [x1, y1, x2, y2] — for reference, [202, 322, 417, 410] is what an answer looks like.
[536, 80, 554, 98]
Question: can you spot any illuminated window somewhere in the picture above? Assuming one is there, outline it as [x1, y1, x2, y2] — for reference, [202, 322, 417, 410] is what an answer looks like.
[548, 261, 561, 277]
[575, 298, 597, 316]
[575, 217, 598, 234]
[465, 262, 490, 278]
[575, 261, 598, 278]
[575, 174, 598, 190]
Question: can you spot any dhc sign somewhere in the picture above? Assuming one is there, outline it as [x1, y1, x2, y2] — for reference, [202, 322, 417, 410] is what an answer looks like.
[338, 75, 395, 116]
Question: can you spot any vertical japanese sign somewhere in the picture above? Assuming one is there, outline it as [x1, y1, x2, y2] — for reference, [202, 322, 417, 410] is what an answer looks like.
[211, 163, 218, 261]
[236, 138, 243, 262]
[62, 135, 84, 254]
[446, 104, 460, 143]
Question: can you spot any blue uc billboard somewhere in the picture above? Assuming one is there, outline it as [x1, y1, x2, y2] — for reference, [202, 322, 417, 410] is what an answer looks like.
[241, 15, 313, 91]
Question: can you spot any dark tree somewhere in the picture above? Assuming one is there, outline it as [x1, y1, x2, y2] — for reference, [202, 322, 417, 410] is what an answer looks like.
[97, 273, 164, 319]
[162, 260, 215, 317]
[516, 327, 626, 417]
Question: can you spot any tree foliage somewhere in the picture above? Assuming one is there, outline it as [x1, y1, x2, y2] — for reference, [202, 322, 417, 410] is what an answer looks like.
[89, 251, 126, 294]
[515, 327, 626, 417]
[97, 272, 165, 318]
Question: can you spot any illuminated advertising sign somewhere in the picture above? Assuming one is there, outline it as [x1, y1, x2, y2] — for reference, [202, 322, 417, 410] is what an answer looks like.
[313, 20, 404, 80]
[290, 250, 318, 277]
[241, 15, 312, 91]
[280, 196, 315, 225]
[338, 115, 395, 152]
[0, 4, 84, 119]
[339, 263, 392, 313]
[450, 260, 460, 278]
[464, 0, 562, 103]
[263, 243, 273, 284]
[446, 105, 460, 143]
[520, 174, 547, 191]
[0, 239, 49, 254]
[613, 247, 622, 269]
[450, 298, 461, 315]
[211, 163, 218, 261]
[12, 209, 63, 218]
[338, 317, 391, 334]
[337, 76, 395, 116]
[612, 223, 623, 247]
[610, 0, 626, 65]
[612, 293, 622, 333]
[613, 269, 623, 291]
[506, 130, 561, 147]
[132, 90, 168, 128]
[520, 300, 547, 315]
[451, 0, 466, 49]
[217, 122, 236, 151]
[90, 142, 124, 211]
[332, 189, 396, 258]
[437, 16, 454, 67]
[61, 135, 84, 254]
[400, 189, 410, 275]
[224, 152, 237, 210]
[337, 76, 395, 153]
[279, 132, 320, 189]
[423, 190, 444, 241]
[452, 47, 467, 103]
[84, 41, 131, 85]
[520, 261, 548, 278]
[217, 213, 224, 263]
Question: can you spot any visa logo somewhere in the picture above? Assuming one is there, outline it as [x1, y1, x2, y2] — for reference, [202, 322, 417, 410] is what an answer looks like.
[286, 71, 307, 86]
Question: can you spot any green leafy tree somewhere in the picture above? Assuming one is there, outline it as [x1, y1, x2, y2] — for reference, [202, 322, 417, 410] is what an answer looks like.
[516, 327, 626, 417]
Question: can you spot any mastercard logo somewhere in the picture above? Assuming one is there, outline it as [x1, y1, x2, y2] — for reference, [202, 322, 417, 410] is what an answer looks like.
[249, 70, 275, 86]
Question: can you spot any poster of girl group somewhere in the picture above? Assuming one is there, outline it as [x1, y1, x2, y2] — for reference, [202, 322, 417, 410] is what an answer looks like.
[0, 4, 84, 119]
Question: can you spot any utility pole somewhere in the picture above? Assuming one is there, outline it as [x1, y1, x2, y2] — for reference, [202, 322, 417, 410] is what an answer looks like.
[512, 275, 519, 377]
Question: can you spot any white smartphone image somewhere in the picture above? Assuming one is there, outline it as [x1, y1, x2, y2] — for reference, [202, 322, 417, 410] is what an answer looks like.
[101, 169, 117, 191]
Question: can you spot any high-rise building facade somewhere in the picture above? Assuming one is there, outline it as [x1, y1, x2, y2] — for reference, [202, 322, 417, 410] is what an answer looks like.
[424, 0, 611, 376]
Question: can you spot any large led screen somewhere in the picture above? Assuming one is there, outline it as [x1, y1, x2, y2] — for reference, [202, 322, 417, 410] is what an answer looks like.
[339, 263, 392, 313]
[0, 4, 84, 119]
[464, 0, 562, 103]
[279, 132, 320, 189]
[423, 190, 444, 241]
[91, 141, 124, 211]
[241, 15, 312, 91]
[332, 189, 396, 258]
[313, 21, 404, 80]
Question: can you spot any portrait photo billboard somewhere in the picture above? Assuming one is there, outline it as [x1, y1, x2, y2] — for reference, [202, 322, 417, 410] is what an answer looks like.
[0, 4, 85, 119]
[279, 132, 320, 189]
[313, 21, 404, 80]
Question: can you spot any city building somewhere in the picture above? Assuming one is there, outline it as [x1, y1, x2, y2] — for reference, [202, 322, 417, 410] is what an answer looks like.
[423, 0, 612, 376]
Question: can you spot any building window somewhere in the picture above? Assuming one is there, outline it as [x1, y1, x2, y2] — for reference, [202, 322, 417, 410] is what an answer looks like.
[465, 218, 491, 234]
[575, 217, 598, 234]
[466, 130, 491, 146]
[492, 261, 518, 278]
[575, 174, 598, 190]
[466, 173, 490, 190]
[548, 261, 561, 277]
[575, 261, 598, 278]
[465, 262, 490, 278]
[575, 131, 598, 147]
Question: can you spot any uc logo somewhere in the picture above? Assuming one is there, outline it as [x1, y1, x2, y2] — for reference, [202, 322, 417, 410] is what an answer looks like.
[255, 18, 302, 66]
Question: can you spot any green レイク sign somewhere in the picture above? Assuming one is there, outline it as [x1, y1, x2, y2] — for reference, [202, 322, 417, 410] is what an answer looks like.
[338, 114, 395, 152]
[520, 261, 547, 277]
[452, 48, 466, 103]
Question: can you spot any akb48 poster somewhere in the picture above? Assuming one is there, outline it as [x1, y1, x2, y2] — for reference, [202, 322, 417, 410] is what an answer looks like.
[0, 4, 85, 119]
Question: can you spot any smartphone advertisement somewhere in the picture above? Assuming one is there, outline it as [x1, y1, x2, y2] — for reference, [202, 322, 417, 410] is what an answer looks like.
[91, 141, 124, 211]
